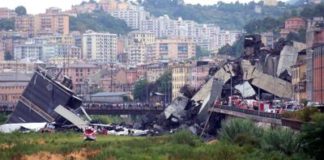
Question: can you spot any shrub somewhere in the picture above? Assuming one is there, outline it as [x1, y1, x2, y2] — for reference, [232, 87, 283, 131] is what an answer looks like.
[299, 119, 324, 160]
[261, 127, 299, 155]
[218, 118, 262, 146]
[170, 130, 202, 147]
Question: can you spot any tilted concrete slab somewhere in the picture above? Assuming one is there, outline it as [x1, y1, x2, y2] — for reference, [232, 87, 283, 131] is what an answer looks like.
[54, 105, 89, 130]
[197, 79, 224, 121]
[251, 73, 293, 99]
[277, 45, 298, 76]
[164, 95, 189, 120]
[234, 81, 256, 98]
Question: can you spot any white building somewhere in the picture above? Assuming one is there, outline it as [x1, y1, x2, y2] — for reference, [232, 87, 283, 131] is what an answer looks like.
[82, 30, 117, 64]
[111, 6, 148, 30]
[127, 31, 155, 67]
[14, 44, 43, 61]
[139, 15, 241, 53]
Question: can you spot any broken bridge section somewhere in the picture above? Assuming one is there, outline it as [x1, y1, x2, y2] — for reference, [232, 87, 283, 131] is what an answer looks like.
[209, 106, 282, 125]
[6, 68, 83, 124]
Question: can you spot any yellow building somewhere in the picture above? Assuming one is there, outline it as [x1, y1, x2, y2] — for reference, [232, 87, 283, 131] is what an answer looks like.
[171, 63, 191, 99]
[146, 63, 169, 83]
[291, 62, 307, 102]
[153, 38, 196, 62]
[263, 0, 278, 6]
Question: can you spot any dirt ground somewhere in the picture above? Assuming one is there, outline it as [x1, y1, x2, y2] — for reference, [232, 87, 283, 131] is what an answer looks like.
[18, 148, 100, 160]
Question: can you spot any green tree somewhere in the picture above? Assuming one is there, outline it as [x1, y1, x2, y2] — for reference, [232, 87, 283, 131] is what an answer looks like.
[286, 28, 306, 43]
[69, 11, 131, 34]
[132, 78, 149, 102]
[219, 118, 263, 145]
[4, 51, 13, 60]
[299, 114, 324, 160]
[15, 6, 27, 16]
[155, 70, 172, 93]
[0, 19, 15, 30]
[261, 128, 299, 155]
[196, 46, 210, 59]
[218, 36, 244, 57]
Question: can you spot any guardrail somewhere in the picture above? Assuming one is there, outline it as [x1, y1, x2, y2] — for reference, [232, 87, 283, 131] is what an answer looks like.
[216, 105, 282, 119]
[83, 103, 165, 111]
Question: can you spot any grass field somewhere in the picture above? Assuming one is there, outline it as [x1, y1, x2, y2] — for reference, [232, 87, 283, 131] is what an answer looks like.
[0, 130, 306, 160]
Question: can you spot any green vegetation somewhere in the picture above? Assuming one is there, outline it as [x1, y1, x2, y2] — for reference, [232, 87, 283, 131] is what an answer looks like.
[282, 107, 322, 122]
[219, 118, 313, 160]
[299, 115, 324, 160]
[244, 17, 282, 34]
[15, 6, 27, 16]
[196, 46, 211, 59]
[0, 18, 15, 31]
[0, 130, 311, 160]
[300, 3, 324, 18]
[4, 51, 13, 61]
[91, 115, 124, 124]
[132, 71, 172, 102]
[155, 70, 172, 95]
[69, 11, 132, 34]
[0, 113, 7, 124]
[218, 36, 244, 57]
[142, 0, 292, 29]
[132, 78, 149, 102]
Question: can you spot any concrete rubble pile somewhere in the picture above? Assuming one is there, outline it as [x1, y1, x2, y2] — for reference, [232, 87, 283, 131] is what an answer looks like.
[144, 34, 305, 137]
[1, 34, 304, 138]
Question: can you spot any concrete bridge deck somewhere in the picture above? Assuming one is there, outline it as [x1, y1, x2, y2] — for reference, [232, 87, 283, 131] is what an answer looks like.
[209, 106, 282, 125]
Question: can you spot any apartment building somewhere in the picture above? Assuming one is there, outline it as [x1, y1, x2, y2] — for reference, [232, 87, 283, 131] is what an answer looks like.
[0, 7, 16, 19]
[82, 30, 117, 64]
[111, 6, 148, 29]
[172, 63, 191, 99]
[15, 8, 69, 36]
[127, 31, 156, 66]
[0, 72, 32, 105]
[153, 38, 196, 62]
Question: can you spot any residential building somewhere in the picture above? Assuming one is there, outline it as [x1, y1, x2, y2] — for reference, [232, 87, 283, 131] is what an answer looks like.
[0, 60, 44, 73]
[261, 32, 274, 48]
[82, 30, 117, 64]
[153, 38, 196, 62]
[127, 31, 156, 66]
[15, 15, 36, 37]
[172, 63, 191, 99]
[111, 6, 148, 29]
[0, 72, 32, 105]
[306, 17, 324, 100]
[0, 7, 16, 19]
[312, 44, 324, 103]
[59, 63, 99, 94]
[69, 2, 98, 14]
[291, 62, 307, 102]
[280, 17, 306, 38]
[99, 0, 129, 12]
[263, 0, 278, 6]
[14, 43, 43, 60]
[0, 31, 28, 56]
[146, 63, 169, 83]
[15, 9, 70, 36]
[189, 62, 211, 90]
[0, 49, 3, 62]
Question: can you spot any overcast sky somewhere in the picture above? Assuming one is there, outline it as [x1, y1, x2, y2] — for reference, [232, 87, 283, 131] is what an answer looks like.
[0, 0, 265, 14]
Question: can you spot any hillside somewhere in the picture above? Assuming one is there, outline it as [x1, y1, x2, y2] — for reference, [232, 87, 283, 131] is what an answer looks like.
[142, 0, 294, 29]
[69, 11, 132, 34]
